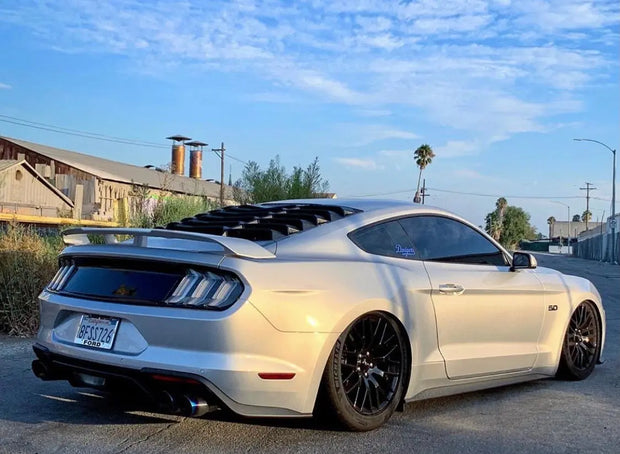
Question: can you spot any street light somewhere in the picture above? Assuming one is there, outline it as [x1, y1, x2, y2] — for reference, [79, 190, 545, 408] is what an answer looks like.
[552, 201, 571, 254]
[573, 138, 617, 264]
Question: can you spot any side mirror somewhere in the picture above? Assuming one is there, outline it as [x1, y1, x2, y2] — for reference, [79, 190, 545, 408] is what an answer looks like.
[511, 252, 537, 271]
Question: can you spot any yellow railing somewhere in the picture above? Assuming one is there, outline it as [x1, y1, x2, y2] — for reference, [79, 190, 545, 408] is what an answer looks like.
[0, 213, 119, 227]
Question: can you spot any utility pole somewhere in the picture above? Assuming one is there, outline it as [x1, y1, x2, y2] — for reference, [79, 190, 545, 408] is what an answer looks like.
[580, 182, 597, 230]
[212, 142, 226, 206]
[421, 179, 430, 204]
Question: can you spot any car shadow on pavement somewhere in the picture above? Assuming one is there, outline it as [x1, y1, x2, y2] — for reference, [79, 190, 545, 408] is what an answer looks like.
[1, 368, 612, 432]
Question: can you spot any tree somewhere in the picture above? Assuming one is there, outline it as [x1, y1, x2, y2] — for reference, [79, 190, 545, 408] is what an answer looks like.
[486, 201, 536, 249]
[500, 206, 537, 249]
[413, 144, 435, 203]
[234, 156, 329, 204]
[547, 216, 556, 240]
[572, 214, 581, 222]
[581, 210, 592, 223]
[485, 211, 501, 241]
[496, 197, 507, 223]
[484, 197, 508, 241]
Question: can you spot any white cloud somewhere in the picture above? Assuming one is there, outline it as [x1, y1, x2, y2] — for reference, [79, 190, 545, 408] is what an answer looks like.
[513, 0, 618, 32]
[355, 109, 392, 117]
[334, 157, 382, 170]
[378, 149, 410, 159]
[1, 0, 617, 154]
[435, 140, 482, 158]
[246, 92, 298, 103]
[0, 82, 11, 89]
[355, 15, 392, 33]
[336, 124, 418, 146]
[453, 169, 488, 180]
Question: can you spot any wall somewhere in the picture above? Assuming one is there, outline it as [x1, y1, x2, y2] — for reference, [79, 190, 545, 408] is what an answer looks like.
[0, 165, 72, 217]
[574, 215, 620, 263]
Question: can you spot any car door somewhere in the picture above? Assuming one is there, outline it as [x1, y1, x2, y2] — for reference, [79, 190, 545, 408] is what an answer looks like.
[399, 215, 546, 379]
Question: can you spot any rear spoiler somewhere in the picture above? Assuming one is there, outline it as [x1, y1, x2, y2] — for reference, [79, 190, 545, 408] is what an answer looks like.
[61, 228, 275, 259]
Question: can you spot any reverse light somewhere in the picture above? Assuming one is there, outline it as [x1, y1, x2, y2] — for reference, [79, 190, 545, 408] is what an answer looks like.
[165, 269, 243, 310]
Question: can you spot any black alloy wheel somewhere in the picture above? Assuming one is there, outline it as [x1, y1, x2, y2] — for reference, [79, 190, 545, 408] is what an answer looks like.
[318, 312, 408, 431]
[557, 301, 601, 381]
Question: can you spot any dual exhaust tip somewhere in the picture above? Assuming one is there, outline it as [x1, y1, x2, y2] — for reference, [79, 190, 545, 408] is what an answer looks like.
[32, 359, 66, 381]
[32, 360, 215, 418]
[159, 390, 213, 417]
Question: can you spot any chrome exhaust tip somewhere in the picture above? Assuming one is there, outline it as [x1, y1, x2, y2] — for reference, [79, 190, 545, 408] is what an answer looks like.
[180, 394, 211, 417]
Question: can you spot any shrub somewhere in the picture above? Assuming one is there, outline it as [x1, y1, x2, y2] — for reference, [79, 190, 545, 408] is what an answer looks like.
[0, 224, 62, 336]
[0, 196, 214, 335]
[131, 195, 216, 228]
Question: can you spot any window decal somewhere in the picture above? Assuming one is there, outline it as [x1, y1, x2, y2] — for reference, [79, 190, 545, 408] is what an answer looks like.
[395, 244, 415, 257]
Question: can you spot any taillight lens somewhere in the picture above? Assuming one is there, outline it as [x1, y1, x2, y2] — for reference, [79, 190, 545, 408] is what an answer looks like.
[47, 260, 76, 291]
[165, 269, 243, 310]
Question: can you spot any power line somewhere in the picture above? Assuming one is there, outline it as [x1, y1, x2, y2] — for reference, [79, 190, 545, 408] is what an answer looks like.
[0, 114, 168, 148]
[346, 186, 611, 202]
[0, 114, 166, 146]
[1, 113, 249, 164]
[226, 153, 247, 164]
[428, 187, 583, 200]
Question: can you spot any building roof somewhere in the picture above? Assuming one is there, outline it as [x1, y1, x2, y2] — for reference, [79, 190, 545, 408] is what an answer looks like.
[0, 160, 19, 173]
[1, 137, 226, 198]
[0, 159, 74, 207]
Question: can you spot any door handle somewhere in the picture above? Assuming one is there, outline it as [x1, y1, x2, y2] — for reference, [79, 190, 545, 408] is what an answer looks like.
[438, 283, 465, 295]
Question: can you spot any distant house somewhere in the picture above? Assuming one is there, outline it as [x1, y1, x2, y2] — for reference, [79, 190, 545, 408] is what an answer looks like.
[0, 137, 235, 222]
[0, 159, 73, 217]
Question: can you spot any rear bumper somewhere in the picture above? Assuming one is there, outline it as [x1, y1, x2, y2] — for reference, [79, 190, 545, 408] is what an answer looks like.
[33, 344, 227, 416]
[35, 290, 339, 417]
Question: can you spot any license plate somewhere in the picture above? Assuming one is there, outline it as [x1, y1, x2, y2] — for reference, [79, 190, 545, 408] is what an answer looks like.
[74, 315, 119, 350]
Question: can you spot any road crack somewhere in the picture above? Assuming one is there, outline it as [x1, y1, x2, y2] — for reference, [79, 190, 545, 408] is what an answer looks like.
[116, 418, 184, 453]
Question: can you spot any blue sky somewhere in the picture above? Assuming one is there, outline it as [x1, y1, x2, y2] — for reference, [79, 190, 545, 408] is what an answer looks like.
[1, 0, 618, 233]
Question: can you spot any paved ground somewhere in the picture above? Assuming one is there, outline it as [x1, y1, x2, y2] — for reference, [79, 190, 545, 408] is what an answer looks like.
[1, 253, 618, 454]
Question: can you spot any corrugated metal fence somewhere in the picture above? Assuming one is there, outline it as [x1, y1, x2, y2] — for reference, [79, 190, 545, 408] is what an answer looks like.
[574, 231, 620, 263]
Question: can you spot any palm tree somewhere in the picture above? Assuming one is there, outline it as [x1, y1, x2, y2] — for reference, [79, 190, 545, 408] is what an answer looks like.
[582, 210, 592, 230]
[489, 213, 502, 241]
[496, 197, 507, 233]
[547, 216, 556, 240]
[413, 144, 435, 203]
[581, 210, 592, 222]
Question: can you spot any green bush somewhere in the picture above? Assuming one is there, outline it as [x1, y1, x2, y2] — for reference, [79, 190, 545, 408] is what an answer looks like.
[0, 224, 62, 336]
[131, 195, 215, 228]
[0, 196, 215, 336]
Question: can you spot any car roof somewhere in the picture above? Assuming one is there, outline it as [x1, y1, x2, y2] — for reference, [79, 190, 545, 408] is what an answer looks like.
[163, 198, 470, 245]
[264, 198, 423, 213]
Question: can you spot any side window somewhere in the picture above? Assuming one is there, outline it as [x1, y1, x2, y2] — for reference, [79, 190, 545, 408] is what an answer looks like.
[349, 220, 418, 259]
[398, 216, 508, 266]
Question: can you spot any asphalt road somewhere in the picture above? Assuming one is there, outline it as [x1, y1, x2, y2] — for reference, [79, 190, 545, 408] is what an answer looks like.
[1, 253, 618, 454]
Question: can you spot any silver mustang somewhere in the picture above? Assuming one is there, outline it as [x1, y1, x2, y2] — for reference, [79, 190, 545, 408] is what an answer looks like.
[32, 199, 605, 431]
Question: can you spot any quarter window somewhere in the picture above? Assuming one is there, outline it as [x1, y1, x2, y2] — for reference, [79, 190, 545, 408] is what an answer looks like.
[398, 216, 507, 266]
[349, 220, 417, 259]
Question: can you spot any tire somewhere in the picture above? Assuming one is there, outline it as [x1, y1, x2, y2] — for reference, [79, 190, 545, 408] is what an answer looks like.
[318, 311, 409, 431]
[556, 301, 601, 381]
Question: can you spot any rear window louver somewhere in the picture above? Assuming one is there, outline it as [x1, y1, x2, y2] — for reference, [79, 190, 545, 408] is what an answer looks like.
[163, 203, 361, 241]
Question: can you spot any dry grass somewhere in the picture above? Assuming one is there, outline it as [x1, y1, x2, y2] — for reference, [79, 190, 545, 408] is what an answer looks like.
[0, 223, 62, 336]
[131, 195, 215, 228]
[0, 195, 214, 336]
